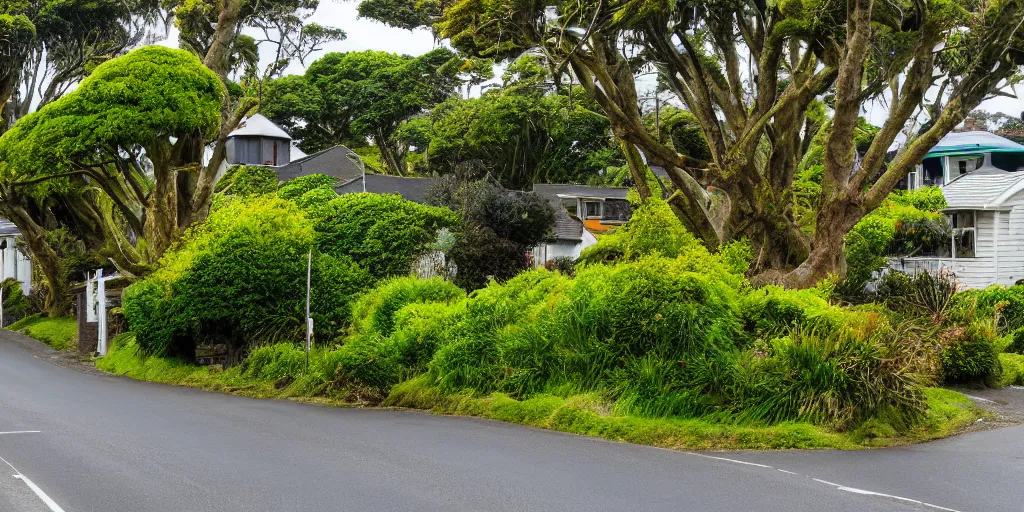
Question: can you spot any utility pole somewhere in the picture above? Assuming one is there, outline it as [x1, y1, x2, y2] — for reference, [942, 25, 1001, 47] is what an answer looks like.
[305, 248, 312, 372]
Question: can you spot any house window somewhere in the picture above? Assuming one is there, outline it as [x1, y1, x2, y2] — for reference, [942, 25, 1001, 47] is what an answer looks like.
[562, 198, 578, 217]
[602, 199, 631, 221]
[583, 200, 602, 219]
[958, 160, 968, 176]
[950, 211, 976, 259]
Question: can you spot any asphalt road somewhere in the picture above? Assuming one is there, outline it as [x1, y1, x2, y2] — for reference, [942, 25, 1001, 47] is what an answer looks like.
[1, 331, 1021, 512]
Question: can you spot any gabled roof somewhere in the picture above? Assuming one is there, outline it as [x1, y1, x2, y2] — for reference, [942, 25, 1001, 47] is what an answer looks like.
[335, 175, 439, 204]
[532, 184, 629, 200]
[927, 131, 1024, 158]
[275, 145, 364, 183]
[942, 168, 1024, 209]
[228, 114, 292, 140]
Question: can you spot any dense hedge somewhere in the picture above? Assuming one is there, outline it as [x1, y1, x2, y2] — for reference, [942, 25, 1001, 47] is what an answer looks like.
[307, 204, 942, 431]
[310, 193, 457, 279]
[122, 198, 371, 357]
[216, 165, 278, 196]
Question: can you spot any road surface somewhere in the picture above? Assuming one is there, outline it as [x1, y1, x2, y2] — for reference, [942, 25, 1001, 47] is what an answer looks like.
[0, 331, 1020, 512]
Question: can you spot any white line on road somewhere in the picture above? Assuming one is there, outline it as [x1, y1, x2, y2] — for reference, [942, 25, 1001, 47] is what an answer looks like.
[0, 431, 41, 436]
[0, 454, 66, 512]
[684, 452, 773, 468]
[692, 456, 963, 512]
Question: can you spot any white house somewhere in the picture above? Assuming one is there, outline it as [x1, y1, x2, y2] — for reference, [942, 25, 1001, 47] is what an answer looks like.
[531, 184, 631, 264]
[892, 132, 1024, 288]
[905, 131, 1024, 190]
[0, 219, 32, 295]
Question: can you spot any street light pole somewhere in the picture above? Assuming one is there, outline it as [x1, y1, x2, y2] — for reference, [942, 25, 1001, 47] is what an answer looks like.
[345, 152, 367, 192]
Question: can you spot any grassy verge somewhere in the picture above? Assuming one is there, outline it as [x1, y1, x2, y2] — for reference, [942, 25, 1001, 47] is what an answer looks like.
[7, 314, 78, 351]
[97, 335, 984, 451]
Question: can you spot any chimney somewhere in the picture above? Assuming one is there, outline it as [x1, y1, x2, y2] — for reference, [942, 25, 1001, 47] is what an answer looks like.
[963, 118, 986, 132]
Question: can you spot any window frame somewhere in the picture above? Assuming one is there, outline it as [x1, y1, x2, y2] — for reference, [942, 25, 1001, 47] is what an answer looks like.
[950, 210, 977, 259]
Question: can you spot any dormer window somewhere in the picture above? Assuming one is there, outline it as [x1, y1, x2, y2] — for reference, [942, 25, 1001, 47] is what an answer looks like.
[583, 200, 602, 219]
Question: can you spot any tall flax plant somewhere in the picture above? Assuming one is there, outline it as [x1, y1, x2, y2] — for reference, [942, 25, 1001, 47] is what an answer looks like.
[741, 320, 932, 429]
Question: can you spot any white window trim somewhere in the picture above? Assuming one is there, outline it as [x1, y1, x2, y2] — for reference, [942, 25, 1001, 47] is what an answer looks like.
[582, 199, 603, 219]
[951, 210, 977, 259]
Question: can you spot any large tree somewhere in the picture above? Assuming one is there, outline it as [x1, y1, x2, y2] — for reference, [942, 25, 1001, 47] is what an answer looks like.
[409, 56, 623, 187]
[0, 0, 341, 312]
[363, 0, 1024, 286]
[0, 0, 163, 134]
[0, 47, 224, 311]
[262, 48, 462, 175]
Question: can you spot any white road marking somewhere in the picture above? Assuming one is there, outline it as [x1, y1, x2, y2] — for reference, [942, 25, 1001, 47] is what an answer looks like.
[835, 485, 961, 512]
[0, 454, 66, 512]
[0, 431, 41, 436]
[684, 453, 773, 468]
[690, 455, 962, 511]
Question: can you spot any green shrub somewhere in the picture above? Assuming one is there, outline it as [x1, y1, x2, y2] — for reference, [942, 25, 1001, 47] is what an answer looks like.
[741, 286, 846, 339]
[277, 174, 338, 201]
[1007, 327, 1024, 355]
[324, 337, 401, 397]
[295, 186, 338, 211]
[839, 191, 948, 298]
[876, 270, 958, 320]
[312, 193, 457, 279]
[243, 343, 307, 381]
[217, 165, 278, 196]
[578, 198, 701, 263]
[383, 301, 463, 373]
[890, 186, 947, 211]
[0, 278, 28, 315]
[973, 284, 1024, 333]
[752, 320, 930, 428]
[350, 277, 465, 337]
[998, 353, 1024, 386]
[941, 335, 1001, 385]
[123, 197, 371, 356]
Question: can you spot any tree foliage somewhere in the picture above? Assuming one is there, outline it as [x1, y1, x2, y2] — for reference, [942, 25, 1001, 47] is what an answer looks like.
[407, 58, 623, 187]
[361, 0, 1024, 287]
[0, 47, 225, 310]
[263, 48, 463, 175]
[427, 176, 555, 290]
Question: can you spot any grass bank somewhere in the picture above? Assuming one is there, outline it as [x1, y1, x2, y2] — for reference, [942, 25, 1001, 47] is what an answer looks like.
[7, 314, 78, 351]
[97, 336, 983, 451]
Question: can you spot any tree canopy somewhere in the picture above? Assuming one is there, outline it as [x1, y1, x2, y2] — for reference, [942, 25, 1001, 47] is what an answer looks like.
[263, 48, 463, 175]
[0, 46, 224, 310]
[362, 0, 1024, 286]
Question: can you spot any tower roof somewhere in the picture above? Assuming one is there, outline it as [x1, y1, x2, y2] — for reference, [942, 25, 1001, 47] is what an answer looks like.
[228, 113, 291, 140]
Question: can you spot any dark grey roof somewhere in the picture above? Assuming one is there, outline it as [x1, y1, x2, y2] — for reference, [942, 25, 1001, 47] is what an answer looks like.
[550, 208, 584, 241]
[532, 184, 629, 241]
[335, 175, 439, 204]
[275, 145, 365, 183]
[532, 184, 629, 200]
[0, 219, 20, 236]
[650, 166, 669, 178]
